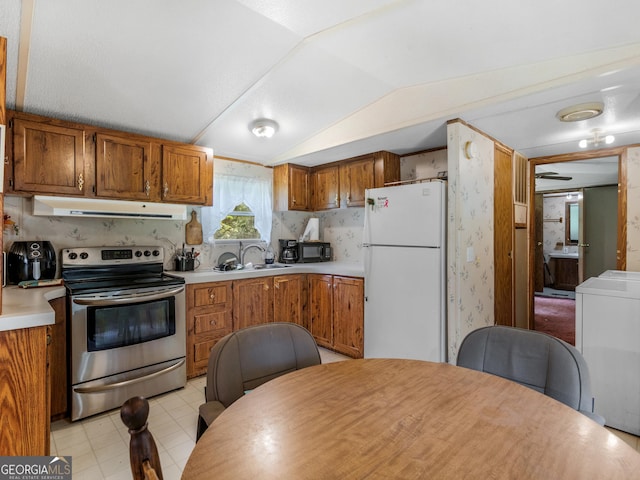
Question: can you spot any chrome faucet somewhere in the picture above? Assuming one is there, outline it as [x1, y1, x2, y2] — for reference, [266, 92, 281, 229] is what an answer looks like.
[240, 242, 266, 265]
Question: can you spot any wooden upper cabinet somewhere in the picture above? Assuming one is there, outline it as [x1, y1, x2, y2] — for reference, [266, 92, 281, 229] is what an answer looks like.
[340, 157, 374, 207]
[95, 133, 157, 201]
[11, 117, 87, 195]
[162, 144, 212, 205]
[373, 150, 400, 187]
[5, 110, 213, 205]
[312, 164, 340, 211]
[273, 163, 310, 211]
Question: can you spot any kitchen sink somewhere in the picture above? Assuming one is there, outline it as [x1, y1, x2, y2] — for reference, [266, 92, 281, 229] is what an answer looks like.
[251, 263, 291, 269]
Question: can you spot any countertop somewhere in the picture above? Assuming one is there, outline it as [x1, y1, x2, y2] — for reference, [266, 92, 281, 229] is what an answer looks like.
[0, 262, 364, 332]
[170, 261, 364, 284]
[549, 252, 579, 259]
[0, 285, 66, 332]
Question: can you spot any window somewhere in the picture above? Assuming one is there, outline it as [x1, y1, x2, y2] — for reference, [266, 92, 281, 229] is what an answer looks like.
[214, 203, 260, 240]
[203, 172, 272, 243]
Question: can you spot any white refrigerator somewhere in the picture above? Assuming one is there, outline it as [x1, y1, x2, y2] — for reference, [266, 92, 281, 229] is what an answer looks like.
[363, 181, 446, 362]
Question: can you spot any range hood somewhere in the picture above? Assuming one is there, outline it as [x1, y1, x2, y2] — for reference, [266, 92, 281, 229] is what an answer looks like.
[32, 195, 188, 220]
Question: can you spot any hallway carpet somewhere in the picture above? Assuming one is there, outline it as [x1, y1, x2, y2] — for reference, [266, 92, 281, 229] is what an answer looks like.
[534, 296, 576, 345]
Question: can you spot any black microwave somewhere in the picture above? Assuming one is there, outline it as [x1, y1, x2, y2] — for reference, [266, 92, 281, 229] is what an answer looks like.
[298, 242, 332, 263]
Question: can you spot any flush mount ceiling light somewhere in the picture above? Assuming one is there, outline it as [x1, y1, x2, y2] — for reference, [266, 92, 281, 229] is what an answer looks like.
[556, 102, 604, 122]
[250, 118, 279, 138]
[578, 128, 615, 149]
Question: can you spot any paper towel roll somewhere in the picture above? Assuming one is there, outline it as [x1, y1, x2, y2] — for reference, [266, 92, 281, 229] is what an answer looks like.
[301, 218, 319, 241]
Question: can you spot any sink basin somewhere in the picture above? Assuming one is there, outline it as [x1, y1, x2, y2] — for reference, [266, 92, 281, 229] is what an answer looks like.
[211, 263, 291, 273]
[251, 263, 291, 269]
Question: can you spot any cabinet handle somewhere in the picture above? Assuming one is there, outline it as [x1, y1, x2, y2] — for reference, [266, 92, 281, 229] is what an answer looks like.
[46, 334, 52, 346]
[335, 194, 339, 205]
[145, 180, 151, 197]
[77, 173, 84, 191]
[209, 293, 215, 301]
[210, 319, 217, 326]
[164, 182, 169, 197]
[346, 193, 351, 205]
[292, 197, 297, 205]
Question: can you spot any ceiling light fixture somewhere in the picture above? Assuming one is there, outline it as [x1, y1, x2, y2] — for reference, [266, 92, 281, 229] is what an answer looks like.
[250, 119, 279, 138]
[578, 128, 615, 149]
[556, 102, 604, 122]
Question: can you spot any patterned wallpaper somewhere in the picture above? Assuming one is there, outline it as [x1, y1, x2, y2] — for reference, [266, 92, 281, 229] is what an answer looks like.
[446, 122, 495, 362]
[627, 146, 640, 269]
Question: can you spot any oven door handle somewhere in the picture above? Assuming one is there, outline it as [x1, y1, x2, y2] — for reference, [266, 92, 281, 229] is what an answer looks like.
[73, 358, 185, 394]
[72, 286, 185, 306]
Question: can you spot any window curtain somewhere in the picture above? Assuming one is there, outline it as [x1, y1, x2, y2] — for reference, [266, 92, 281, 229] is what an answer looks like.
[203, 173, 272, 243]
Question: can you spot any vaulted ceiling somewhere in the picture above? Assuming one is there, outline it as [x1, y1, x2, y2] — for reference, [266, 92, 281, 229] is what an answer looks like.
[2, 0, 640, 167]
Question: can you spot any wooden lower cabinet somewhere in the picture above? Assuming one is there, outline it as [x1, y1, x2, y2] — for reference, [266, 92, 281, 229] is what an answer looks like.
[308, 274, 364, 358]
[186, 273, 364, 377]
[553, 257, 579, 291]
[273, 274, 308, 328]
[308, 274, 334, 349]
[49, 297, 68, 420]
[186, 282, 233, 378]
[0, 325, 50, 455]
[332, 276, 364, 358]
[233, 277, 274, 330]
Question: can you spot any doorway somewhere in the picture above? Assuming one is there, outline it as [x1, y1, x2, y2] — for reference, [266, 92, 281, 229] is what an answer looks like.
[528, 150, 627, 344]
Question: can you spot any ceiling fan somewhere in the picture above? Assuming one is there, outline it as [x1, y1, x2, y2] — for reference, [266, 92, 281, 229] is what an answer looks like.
[534, 171, 573, 181]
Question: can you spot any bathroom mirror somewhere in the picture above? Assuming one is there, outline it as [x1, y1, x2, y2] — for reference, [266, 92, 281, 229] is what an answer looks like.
[565, 202, 579, 245]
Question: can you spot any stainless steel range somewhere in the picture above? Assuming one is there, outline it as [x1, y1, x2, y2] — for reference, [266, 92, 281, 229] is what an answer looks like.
[62, 246, 186, 421]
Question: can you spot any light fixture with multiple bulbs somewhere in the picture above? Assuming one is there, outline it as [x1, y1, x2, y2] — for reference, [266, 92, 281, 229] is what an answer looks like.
[250, 118, 279, 138]
[578, 128, 615, 149]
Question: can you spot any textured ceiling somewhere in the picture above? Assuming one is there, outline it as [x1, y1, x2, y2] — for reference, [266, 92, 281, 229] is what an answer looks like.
[1, 0, 640, 167]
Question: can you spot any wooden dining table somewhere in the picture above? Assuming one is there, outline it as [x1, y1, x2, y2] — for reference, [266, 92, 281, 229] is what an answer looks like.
[182, 358, 640, 479]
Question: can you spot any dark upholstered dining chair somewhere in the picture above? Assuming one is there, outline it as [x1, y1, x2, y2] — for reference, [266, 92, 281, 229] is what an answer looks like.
[196, 322, 321, 441]
[457, 325, 605, 425]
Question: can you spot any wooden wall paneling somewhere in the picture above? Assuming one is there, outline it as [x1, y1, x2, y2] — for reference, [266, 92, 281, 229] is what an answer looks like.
[494, 144, 514, 326]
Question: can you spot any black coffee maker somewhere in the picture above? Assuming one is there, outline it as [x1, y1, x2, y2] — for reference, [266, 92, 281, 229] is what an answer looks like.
[279, 239, 299, 264]
[7, 241, 57, 284]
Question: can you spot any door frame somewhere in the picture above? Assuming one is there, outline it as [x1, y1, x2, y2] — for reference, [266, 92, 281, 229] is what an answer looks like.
[527, 147, 627, 329]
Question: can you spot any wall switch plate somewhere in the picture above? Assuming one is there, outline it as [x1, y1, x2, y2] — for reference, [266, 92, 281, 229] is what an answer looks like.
[467, 247, 475, 263]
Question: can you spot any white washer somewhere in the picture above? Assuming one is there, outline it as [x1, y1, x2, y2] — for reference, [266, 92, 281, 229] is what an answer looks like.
[576, 276, 640, 435]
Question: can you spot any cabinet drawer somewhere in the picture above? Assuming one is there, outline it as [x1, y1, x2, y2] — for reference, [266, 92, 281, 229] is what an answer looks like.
[194, 338, 222, 364]
[194, 311, 232, 336]
[193, 284, 230, 307]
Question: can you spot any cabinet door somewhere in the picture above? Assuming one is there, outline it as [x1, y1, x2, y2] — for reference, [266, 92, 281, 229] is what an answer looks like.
[233, 277, 274, 330]
[308, 274, 333, 348]
[340, 158, 374, 207]
[12, 118, 86, 195]
[273, 274, 307, 327]
[312, 165, 339, 210]
[162, 144, 212, 205]
[289, 165, 310, 211]
[95, 133, 157, 201]
[0, 326, 49, 455]
[333, 276, 364, 358]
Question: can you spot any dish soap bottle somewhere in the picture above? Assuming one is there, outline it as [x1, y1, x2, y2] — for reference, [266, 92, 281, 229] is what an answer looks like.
[264, 246, 275, 264]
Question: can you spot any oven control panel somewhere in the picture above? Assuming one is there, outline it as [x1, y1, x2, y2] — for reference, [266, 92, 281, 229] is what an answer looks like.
[62, 246, 164, 267]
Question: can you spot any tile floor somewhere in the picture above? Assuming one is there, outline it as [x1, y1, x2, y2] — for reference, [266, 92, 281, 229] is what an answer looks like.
[51, 348, 640, 479]
[50, 348, 350, 480]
